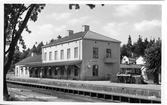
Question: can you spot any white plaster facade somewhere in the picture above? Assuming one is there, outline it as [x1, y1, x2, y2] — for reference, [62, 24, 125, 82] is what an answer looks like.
[42, 40, 82, 63]
[15, 65, 30, 77]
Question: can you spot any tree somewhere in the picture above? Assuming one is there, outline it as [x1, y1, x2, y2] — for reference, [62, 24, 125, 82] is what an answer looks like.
[134, 35, 145, 57]
[143, 38, 149, 50]
[31, 45, 37, 53]
[144, 39, 161, 84]
[49, 38, 55, 44]
[4, 4, 45, 100]
[21, 48, 31, 59]
[36, 42, 44, 54]
[120, 44, 131, 58]
[127, 35, 132, 52]
[4, 4, 104, 100]
[57, 35, 62, 39]
[10, 46, 22, 72]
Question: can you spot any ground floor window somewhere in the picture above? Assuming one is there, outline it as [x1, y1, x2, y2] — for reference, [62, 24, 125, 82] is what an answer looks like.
[44, 68, 47, 75]
[16, 68, 18, 75]
[93, 65, 98, 76]
[61, 69, 64, 75]
[35, 70, 38, 75]
[68, 68, 71, 75]
[74, 67, 78, 76]
[25, 67, 27, 75]
[25, 69, 27, 75]
[21, 67, 23, 75]
[49, 69, 52, 75]
[55, 69, 57, 75]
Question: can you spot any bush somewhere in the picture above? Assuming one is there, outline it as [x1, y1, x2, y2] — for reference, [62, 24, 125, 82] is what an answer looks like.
[110, 75, 118, 83]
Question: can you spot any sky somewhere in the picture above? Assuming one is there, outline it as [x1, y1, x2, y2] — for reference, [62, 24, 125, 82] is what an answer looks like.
[21, 4, 161, 49]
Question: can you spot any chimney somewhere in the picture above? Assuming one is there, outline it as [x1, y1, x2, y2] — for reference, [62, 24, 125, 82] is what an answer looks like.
[67, 30, 73, 36]
[82, 25, 89, 32]
[132, 52, 134, 57]
[31, 52, 37, 57]
[31, 52, 34, 57]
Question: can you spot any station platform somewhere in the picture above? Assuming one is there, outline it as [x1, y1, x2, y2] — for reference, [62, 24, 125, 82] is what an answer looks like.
[10, 77, 160, 91]
[7, 76, 161, 102]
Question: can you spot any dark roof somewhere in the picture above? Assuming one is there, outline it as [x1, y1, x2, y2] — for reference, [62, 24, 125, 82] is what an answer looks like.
[43, 30, 121, 48]
[43, 31, 87, 48]
[15, 55, 41, 65]
[26, 60, 82, 67]
[120, 64, 142, 69]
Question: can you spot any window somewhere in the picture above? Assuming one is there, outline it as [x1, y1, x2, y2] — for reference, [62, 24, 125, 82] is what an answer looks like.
[35, 70, 38, 75]
[93, 65, 98, 76]
[44, 52, 47, 61]
[54, 51, 58, 60]
[61, 50, 64, 60]
[61, 69, 64, 75]
[44, 68, 47, 75]
[106, 49, 111, 58]
[21, 67, 23, 75]
[74, 67, 78, 76]
[93, 47, 98, 58]
[67, 49, 71, 59]
[68, 69, 71, 75]
[25, 67, 27, 75]
[136, 69, 140, 73]
[49, 69, 52, 75]
[74, 47, 78, 58]
[49, 52, 52, 61]
[55, 69, 57, 75]
[16, 68, 18, 75]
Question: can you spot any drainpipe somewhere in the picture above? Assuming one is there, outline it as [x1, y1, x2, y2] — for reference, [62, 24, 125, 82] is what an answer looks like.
[79, 40, 81, 60]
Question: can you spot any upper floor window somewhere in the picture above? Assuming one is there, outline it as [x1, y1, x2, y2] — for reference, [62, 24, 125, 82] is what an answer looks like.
[93, 47, 98, 58]
[67, 49, 71, 59]
[74, 47, 78, 58]
[93, 65, 98, 76]
[49, 52, 52, 61]
[44, 52, 47, 61]
[60, 50, 64, 60]
[106, 49, 111, 58]
[54, 51, 58, 60]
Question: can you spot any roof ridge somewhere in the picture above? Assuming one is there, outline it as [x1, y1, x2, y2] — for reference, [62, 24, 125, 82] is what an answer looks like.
[43, 31, 85, 48]
[83, 30, 121, 43]
[81, 31, 88, 39]
[90, 31, 121, 42]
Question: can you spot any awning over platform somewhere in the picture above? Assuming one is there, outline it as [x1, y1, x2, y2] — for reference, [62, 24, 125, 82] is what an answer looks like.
[26, 60, 82, 67]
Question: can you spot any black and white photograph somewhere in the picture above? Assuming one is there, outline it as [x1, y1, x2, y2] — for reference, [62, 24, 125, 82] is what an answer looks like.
[2, 0, 165, 104]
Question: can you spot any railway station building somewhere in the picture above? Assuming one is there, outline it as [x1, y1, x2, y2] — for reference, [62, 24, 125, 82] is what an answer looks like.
[15, 25, 121, 80]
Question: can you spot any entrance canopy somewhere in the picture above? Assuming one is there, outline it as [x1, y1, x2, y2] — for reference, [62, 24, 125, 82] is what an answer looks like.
[26, 60, 82, 67]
